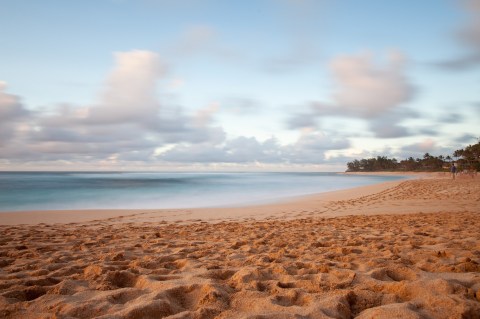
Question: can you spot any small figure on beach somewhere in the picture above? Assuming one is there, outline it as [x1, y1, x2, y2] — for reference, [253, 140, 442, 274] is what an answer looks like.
[467, 167, 477, 178]
[450, 163, 457, 180]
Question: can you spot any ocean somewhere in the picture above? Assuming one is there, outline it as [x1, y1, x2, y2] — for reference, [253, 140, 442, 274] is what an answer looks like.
[0, 172, 405, 212]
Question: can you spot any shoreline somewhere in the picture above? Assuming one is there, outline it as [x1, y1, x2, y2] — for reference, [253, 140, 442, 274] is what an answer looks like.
[0, 173, 415, 225]
[0, 171, 453, 226]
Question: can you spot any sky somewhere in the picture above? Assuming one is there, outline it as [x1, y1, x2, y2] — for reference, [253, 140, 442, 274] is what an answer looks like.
[0, 0, 479, 171]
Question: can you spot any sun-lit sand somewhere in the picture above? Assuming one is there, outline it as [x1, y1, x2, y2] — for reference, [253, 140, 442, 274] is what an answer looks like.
[1, 174, 479, 318]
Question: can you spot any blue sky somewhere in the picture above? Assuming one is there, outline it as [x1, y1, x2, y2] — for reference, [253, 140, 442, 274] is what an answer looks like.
[1, 0, 479, 171]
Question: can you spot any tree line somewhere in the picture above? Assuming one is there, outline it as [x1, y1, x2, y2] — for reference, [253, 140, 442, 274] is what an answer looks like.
[346, 139, 480, 172]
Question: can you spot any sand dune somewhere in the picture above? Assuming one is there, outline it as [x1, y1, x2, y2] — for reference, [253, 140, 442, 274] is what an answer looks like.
[1, 177, 479, 318]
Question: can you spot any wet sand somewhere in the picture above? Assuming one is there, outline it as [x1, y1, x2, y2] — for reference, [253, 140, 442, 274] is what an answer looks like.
[0, 175, 479, 318]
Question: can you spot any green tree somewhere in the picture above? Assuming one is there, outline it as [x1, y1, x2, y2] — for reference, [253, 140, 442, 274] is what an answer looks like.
[454, 139, 480, 171]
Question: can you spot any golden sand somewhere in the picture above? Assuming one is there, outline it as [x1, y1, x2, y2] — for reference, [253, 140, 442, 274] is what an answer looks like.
[0, 176, 479, 318]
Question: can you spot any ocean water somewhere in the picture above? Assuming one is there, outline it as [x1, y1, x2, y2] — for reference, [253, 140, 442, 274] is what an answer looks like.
[0, 172, 405, 212]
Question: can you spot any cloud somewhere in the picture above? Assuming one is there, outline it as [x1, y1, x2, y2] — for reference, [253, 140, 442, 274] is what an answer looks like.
[397, 138, 459, 159]
[284, 131, 351, 164]
[0, 82, 29, 120]
[222, 98, 260, 115]
[48, 50, 224, 146]
[158, 130, 350, 165]
[437, 111, 465, 124]
[226, 137, 287, 163]
[326, 51, 414, 117]
[158, 136, 283, 164]
[402, 139, 437, 155]
[417, 127, 439, 136]
[194, 102, 220, 127]
[1, 61, 352, 167]
[369, 119, 410, 138]
[285, 51, 416, 138]
[455, 133, 478, 144]
[368, 107, 419, 138]
[0, 50, 226, 164]
[303, 51, 415, 119]
[85, 50, 166, 126]
[0, 82, 30, 146]
[286, 111, 318, 129]
[437, 0, 480, 70]
[267, 130, 351, 164]
[293, 130, 350, 152]
[436, 53, 480, 70]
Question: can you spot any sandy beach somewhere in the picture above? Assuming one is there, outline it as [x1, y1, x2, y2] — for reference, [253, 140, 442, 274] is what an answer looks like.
[1, 174, 479, 318]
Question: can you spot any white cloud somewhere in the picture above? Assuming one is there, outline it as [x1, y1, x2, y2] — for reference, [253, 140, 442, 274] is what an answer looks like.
[194, 102, 220, 127]
[158, 130, 350, 165]
[0, 82, 30, 146]
[225, 137, 285, 163]
[327, 51, 413, 117]
[86, 50, 166, 125]
[158, 136, 284, 164]
[284, 130, 351, 164]
[286, 110, 318, 129]
[0, 50, 226, 164]
[0, 47, 422, 168]
[0, 82, 28, 121]
[293, 130, 349, 151]
[286, 51, 416, 138]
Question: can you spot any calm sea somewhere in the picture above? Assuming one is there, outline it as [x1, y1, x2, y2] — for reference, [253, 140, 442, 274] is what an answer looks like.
[0, 172, 405, 212]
